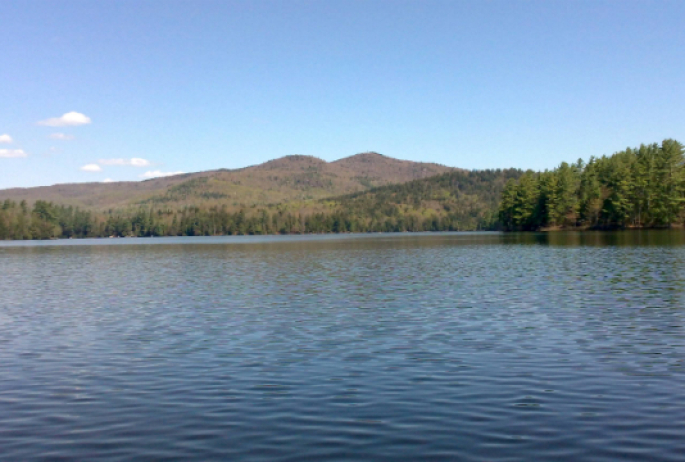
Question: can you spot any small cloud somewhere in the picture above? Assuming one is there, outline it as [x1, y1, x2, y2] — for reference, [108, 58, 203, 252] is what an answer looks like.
[140, 170, 184, 179]
[50, 133, 75, 140]
[0, 149, 27, 158]
[39, 111, 91, 127]
[0, 134, 13, 144]
[99, 157, 151, 167]
[80, 163, 102, 172]
[102, 178, 114, 183]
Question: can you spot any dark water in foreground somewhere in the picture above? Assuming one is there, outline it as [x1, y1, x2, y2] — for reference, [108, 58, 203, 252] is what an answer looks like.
[1, 231, 684, 461]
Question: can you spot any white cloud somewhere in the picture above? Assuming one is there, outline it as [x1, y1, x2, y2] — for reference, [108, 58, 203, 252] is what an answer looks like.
[0, 134, 13, 144]
[99, 157, 151, 167]
[0, 149, 27, 158]
[140, 170, 184, 179]
[39, 111, 91, 127]
[80, 163, 102, 172]
[50, 133, 75, 140]
[102, 178, 114, 183]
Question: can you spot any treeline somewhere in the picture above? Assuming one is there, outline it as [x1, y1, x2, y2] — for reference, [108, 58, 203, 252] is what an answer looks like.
[0, 200, 97, 240]
[499, 139, 685, 231]
[0, 168, 522, 240]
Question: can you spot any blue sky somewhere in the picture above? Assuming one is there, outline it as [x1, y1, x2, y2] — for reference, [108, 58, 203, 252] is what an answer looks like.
[1, 0, 684, 188]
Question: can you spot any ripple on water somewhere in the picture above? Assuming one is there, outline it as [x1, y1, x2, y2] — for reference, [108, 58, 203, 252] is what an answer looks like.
[1, 232, 685, 461]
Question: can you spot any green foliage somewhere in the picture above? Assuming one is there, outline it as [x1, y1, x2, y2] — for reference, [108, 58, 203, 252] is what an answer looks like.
[499, 139, 685, 230]
[3, 139, 683, 240]
[327, 168, 523, 232]
[0, 169, 522, 239]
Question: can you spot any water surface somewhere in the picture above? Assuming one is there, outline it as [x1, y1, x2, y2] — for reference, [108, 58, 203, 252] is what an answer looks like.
[1, 231, 684, 461]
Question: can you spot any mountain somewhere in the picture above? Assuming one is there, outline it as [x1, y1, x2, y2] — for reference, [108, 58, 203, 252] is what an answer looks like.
[0, 152, 454, 210]
[0, 154, 523, 239]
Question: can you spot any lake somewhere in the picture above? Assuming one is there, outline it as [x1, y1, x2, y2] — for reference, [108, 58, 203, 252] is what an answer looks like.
[1, 231, 684, 461]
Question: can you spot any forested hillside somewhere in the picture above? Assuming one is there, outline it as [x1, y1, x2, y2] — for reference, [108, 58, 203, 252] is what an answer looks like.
[0, 153, 453, 210]
[0, 168, 521, 239]
[323, 168, 523, 232]
[6, 138, 681, 240]
[499, 139, 685, 231]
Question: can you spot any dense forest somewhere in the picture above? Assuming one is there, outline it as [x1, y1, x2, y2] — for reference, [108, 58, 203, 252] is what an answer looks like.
[329, 168, 522, 231]
[5, 137, 682, 240]
[0, 168, 521, 239]
[499, 139, 685, 231]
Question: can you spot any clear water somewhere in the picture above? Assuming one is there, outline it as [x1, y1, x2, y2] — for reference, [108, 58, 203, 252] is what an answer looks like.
[1, 231, 684, 461]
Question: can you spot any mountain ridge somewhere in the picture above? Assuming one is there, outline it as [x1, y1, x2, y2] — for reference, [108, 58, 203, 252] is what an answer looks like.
[0, 152, 455, 210]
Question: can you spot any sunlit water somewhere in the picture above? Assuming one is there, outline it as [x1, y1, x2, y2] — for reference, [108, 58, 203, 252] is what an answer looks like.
[1, 231, 684, 461]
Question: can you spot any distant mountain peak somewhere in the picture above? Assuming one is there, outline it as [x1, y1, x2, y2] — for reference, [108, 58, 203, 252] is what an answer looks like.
[0, 152, 455, 210]
[339, 151, 386, 161]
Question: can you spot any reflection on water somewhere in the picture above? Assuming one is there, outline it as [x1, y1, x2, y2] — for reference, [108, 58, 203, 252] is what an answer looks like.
[1, 232, 684, 461]
[507, 229, 685, 247]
